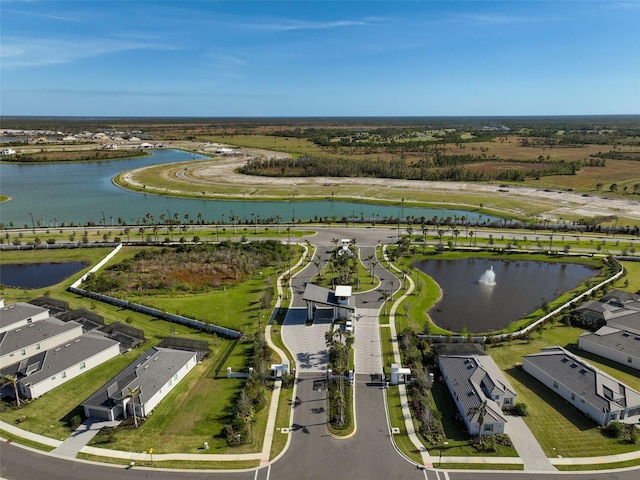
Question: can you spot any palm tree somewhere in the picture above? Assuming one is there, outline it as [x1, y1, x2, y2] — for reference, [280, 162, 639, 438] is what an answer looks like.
[123, 386, 141, 428]
[468, 400, 488, 444]
[281, 273, 291, 300]
[369, 258, 378, 280]
[3, 374, 21, 407]
[379, 290, 391, 316]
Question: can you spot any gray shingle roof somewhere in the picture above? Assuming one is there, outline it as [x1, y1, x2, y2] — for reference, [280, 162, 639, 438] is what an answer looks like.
[580, 326, 640, 356]
[523, 346, 640, 412]
[0, 318, 82, 352]
[439, 355, 516, 425]
[0, 303, 49, 329]
[83, 347, 196, 411]
[17, 332, 119, 386]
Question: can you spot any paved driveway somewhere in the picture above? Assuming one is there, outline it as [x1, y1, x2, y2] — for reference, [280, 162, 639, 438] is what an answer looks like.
[353, 307, 384, 375]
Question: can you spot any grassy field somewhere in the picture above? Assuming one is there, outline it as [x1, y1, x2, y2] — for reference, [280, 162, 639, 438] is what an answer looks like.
[87, 354, 268, 454]
[1, 348, 150, 441]
[386, 385, 423, 464]
[487, 325, 640, 457]
[0, 243, 297, 455]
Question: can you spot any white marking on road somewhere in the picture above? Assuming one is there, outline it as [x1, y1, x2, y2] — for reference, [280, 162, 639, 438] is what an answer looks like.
[254, 467, 259, 480]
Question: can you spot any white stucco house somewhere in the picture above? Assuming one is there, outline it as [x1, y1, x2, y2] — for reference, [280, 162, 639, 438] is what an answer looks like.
[82, 347, 197, 421]
[523, 346, 640, 425]
[15, 332, 121, 399]
[438, 354, 517, 436]
[579, 326, 640, 371]
[0, 319, 83, 369]
[0, 302, 50, 334]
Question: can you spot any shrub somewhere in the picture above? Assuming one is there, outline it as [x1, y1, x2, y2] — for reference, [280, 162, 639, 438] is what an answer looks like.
[512, 402, 529, 416]
[603, 421, 627, 439]
[68, 414, 83, 430]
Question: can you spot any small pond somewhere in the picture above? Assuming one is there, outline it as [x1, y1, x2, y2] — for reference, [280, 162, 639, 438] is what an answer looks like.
[414, 258, 597, 333]
[0, 262, 87, 289]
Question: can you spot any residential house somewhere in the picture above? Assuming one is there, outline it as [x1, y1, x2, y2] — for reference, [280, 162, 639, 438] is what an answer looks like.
[438, 354, 518, 436]
[575, 289, 640, 329]
[522, 346, 640, 425]
[0, 318, 83, 369]
[579, 326, 640, 371]
[0, 301, 50, 334]
[82, 347, 197, 421]
[13, 332, 120, 399]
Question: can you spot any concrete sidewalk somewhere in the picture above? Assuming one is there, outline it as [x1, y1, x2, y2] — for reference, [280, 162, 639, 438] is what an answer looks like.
[383, 246, 433, 468]
[52, 418, 121, 457]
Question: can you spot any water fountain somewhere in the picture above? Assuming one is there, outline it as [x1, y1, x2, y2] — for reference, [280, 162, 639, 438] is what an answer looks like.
[479, 266, 496, 286]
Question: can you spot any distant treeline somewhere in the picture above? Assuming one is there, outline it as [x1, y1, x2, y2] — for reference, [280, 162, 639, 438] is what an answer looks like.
[238, 155, 592, 182]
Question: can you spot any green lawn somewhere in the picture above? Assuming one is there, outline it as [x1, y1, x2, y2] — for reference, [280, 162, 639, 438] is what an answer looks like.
[0, 348, 145, 441]
[386, 386, 423, 465]
[487, 324, 640, 457]
[270, 383, 294, 459]
[88, 354, 265, 454]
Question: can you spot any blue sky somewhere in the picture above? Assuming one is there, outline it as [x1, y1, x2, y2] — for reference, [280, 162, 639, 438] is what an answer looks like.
[1, 1, 639, 117]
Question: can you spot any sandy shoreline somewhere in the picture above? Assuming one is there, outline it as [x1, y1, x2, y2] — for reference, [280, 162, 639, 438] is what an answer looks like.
[121, 145, 640, 223]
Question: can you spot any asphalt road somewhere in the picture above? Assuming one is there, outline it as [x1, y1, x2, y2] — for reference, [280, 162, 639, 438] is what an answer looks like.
[2, 226, 639, 480]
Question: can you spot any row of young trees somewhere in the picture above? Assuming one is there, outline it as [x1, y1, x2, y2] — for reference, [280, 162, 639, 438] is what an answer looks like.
[238, 155, 586, 182]
[325, 326, 353, 430]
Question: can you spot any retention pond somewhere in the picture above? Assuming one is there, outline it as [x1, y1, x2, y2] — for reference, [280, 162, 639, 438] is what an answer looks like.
[414, 257, 597, 333]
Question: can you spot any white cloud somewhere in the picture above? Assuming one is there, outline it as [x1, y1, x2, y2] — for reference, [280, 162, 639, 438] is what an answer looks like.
[3, 8, 83, 22]
[244, 16, 385, 32]
[461, 13, 538, 25]
[0, 36, 170, 69]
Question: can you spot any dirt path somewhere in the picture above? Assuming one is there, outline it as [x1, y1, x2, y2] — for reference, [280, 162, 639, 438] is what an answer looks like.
[122, 143, 640, 223]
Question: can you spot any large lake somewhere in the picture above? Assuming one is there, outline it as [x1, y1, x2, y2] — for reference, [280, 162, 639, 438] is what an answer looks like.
[414, 257, 597, 333]
[0, 149, 496, 227]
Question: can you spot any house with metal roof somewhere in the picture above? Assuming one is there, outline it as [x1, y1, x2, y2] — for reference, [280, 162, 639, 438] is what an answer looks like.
[0, 318, 83, 369]
[0, 301, 50, 334]
[522, 346, 640, 425]
[579, 326, 640, 371]
[12, 332, 120, 399]
[82, 347, 197, 421]
[438, 354, 517, 436]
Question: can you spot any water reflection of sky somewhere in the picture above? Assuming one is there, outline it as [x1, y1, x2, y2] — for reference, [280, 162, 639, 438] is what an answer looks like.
[414, 258, 596, 333]
[0, 261, 87, 289]
[1, 149, 499, 226]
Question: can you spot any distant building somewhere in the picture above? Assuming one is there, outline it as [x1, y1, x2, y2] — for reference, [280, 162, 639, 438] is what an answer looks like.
[215, 147, 235, 155]
[523, 346, 640, 425]
[0, 148, 16, 155]
[82, 347, 197, 421]
[439, 354, 517, 436]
